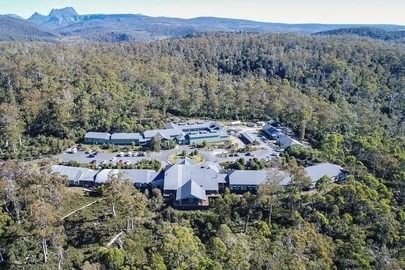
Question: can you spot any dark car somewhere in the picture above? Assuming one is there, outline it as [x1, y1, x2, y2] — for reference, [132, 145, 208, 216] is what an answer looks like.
[90, 160, 97, 164]
[245, 152, 252, 156]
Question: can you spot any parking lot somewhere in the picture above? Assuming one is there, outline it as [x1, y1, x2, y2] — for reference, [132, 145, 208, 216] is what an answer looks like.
[54, 150, 149, 165]
[53, 123, 282, 167]
[54, 136, 278, 167]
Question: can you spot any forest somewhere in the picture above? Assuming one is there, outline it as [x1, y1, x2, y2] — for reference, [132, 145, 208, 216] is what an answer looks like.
[0, 33, 404, 269]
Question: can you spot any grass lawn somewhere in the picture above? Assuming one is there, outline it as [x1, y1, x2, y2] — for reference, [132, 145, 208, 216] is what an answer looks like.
[59, 187, 100, 218]
[168, 152, 205, 164]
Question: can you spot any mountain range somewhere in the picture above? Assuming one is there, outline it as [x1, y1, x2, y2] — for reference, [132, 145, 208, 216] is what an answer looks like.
[0, 7, 404, 42]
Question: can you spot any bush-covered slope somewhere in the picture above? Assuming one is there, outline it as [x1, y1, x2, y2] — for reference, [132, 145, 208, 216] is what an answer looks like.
[0, 15, 59, 41]
[0, 33, 403, 268]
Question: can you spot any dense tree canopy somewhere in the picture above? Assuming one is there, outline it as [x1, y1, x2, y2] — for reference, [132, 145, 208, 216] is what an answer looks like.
[0, 33, 403, 269]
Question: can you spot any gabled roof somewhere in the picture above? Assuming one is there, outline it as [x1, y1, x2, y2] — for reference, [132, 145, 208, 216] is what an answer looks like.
[304, 163, 344, 183]
[240, 132, 257, 144]
[167, 122, 218, 132]
[84, 132, 111, 140]
[204, 162, 221, 173]
[164, 163, 225, 192]
[263, 125, 282, 137]
[51, 165, 97, 182]
[187, 130, 226, 139]
[143, 128, 183, 139]
[228, 169, 291, 186]
[110, 133, 143, 141]
[228, 170, 268, 186]
[95, 169, 118, 184]
[118, 169, 159, 185]
[176, 179, 206, 201]
[95, 169, 159, 185]
[277, 134, 302, 147]
[176, 157, 194, 165]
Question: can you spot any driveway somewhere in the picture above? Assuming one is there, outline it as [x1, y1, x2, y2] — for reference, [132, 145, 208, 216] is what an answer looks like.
[54, 151, 148, 165]
[54, 141, 280, 167]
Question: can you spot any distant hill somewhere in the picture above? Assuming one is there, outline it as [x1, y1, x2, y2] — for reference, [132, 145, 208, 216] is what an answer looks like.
[0, 7, 403, 42]
[315, 27, 405, 42]
[0, 15, 58, 41]
[29, 7, 81, 29]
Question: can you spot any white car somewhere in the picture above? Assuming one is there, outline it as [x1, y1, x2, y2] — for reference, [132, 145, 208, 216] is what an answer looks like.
[67, 147, 77, 154]
[117, 152, 125, 157]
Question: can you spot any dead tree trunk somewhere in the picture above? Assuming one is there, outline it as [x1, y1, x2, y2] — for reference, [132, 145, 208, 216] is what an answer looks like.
[106, 231, 125, 247]
[42, 238, 48, 263]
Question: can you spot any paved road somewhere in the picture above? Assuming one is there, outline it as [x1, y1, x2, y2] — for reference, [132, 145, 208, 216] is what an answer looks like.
[54, 140, 279, 166]
[54, 151, 148, 165]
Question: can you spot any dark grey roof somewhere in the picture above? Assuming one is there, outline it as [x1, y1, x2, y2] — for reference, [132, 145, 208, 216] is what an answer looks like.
[263, 125, 282, 137]
[176, 179, 206, 201]
[164, 163, 225, 192]
[110, 133, 143, 140]
[228, 170, 267, 186]
[85, 132, 111, 140]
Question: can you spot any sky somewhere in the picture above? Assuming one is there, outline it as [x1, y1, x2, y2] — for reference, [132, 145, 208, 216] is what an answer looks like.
[0, 0, 404, 25]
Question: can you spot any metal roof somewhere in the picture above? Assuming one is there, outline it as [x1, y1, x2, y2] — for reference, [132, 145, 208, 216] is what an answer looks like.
[143, 128, 184, 139]
[240, 132, 256, 144]
[95, 169, 118, 184]
[84, 132, 111, 140]
[188, 132, 220, 139]
[51, 165, 97, 182]
[304, 163, 344, 183]
[263, 125, 282, 137]
[168, 122, 218, 132]
[95, 169, 159, 185]
[228, 170, 268, 186]
[110, 133, 143, 140]
[118, 169, 159, 184]
[176, 179, 206, 201]
[277, 134, 302, 147]
[164, 163, 225, 192]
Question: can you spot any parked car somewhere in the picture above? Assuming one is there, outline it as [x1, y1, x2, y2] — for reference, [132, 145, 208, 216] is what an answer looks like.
[67, 147, 77, 154]
[124, 160, 131, 165]
[245, 152, 252, 156]
[125, 151, 132, 157]
[117, 152, 125, 157]
[137, 152, 145, 157]
[87, 154, 95, 158]
[90, 160, 97, 164]
[132, 152, 138, 157]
